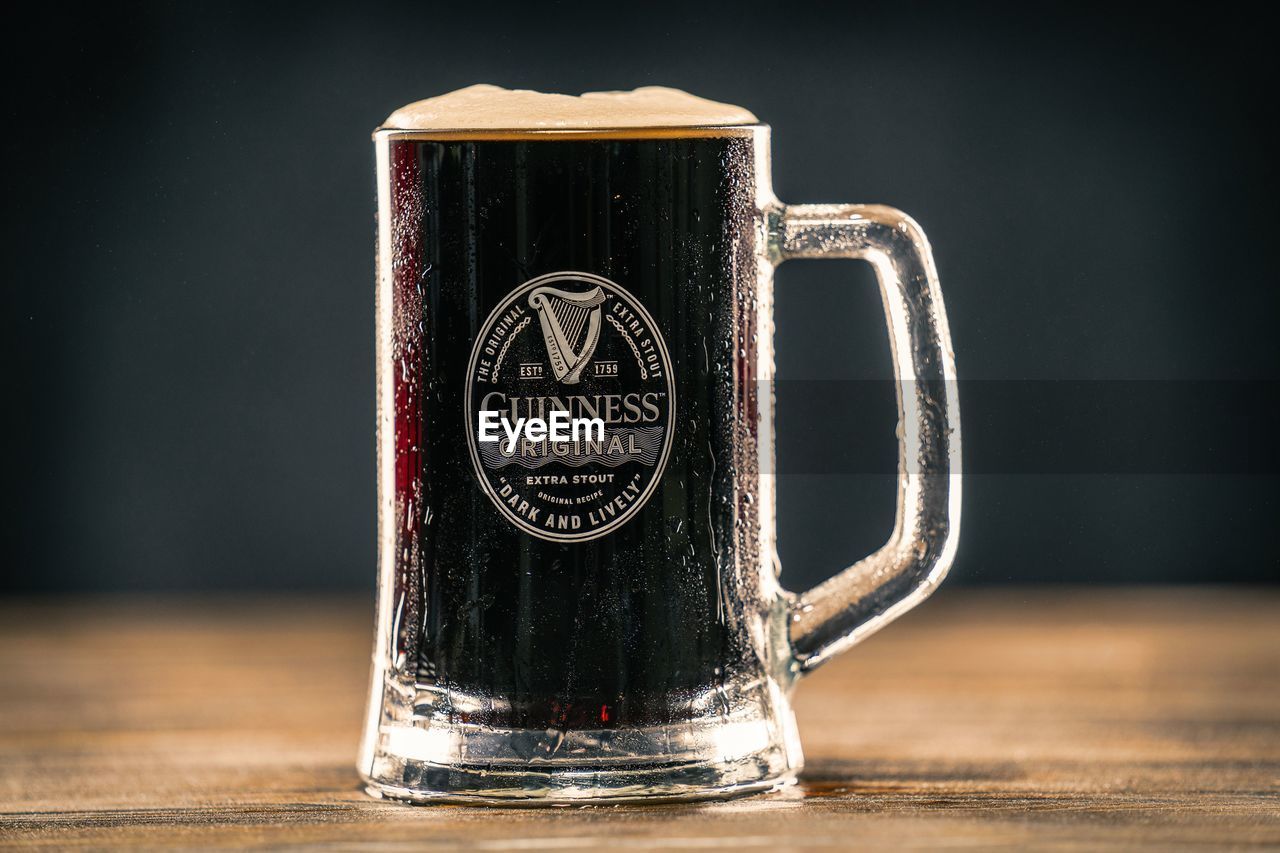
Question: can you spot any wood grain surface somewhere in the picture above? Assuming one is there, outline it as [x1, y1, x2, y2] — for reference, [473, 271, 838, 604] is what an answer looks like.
[1, 587, 1276, 849]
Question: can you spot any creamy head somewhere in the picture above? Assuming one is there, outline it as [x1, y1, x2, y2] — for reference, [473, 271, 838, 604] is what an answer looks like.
[383, 85, 757, 130]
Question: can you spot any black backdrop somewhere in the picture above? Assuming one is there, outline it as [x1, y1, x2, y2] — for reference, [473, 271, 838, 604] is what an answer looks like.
[8, 2, 1276, 592]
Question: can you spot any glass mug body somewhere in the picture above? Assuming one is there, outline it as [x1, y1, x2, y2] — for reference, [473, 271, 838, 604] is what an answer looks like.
[360, 123, 960, 803]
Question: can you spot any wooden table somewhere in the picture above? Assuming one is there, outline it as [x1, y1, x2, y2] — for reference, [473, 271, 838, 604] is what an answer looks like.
[1, 588, 1276, 849]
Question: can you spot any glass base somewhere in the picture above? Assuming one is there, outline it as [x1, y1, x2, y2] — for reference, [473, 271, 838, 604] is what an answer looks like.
[364, 767, 798, 806]
[361, 697, 803, 805]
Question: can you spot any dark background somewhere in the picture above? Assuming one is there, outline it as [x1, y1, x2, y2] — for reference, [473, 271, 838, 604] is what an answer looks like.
[8, 2, 1276, 593]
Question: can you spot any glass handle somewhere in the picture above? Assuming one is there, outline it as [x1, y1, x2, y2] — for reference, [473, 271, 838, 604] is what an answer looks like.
[775, 204, 962, 672]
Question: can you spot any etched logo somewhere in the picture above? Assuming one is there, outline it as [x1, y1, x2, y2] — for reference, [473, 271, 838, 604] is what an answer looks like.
[465, 272, 675, 542]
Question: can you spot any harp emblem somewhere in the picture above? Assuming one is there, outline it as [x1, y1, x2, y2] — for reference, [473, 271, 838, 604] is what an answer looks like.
[527, 285, 607, 384]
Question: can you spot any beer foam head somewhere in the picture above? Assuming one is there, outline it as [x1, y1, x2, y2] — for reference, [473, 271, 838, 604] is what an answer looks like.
[383, 85, 758, 130]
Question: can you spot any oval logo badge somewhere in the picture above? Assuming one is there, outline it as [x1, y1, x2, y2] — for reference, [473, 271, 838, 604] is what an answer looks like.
[465, 272, 676, 542]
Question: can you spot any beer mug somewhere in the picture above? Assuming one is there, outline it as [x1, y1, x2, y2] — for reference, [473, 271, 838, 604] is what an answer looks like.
[360, 87, 960, 803]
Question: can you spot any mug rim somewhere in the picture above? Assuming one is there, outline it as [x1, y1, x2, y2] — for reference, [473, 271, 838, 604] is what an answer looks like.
[373, 123, 768, 141]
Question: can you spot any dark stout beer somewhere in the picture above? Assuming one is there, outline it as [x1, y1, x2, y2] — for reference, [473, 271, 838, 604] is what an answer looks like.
[383, 131, 765, 731]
